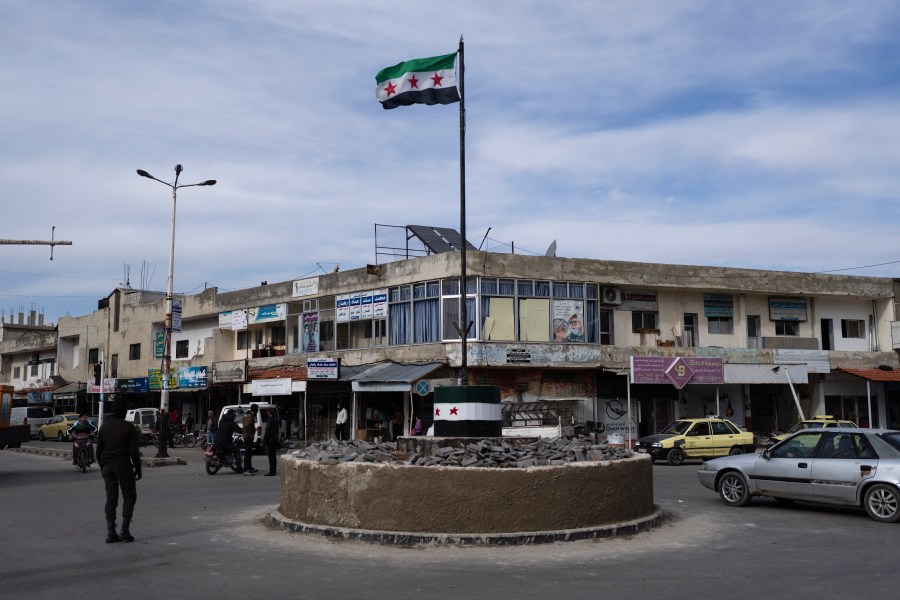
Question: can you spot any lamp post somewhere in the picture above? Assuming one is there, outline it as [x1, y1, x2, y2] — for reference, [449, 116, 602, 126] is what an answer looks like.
[137, 165, 216, 458]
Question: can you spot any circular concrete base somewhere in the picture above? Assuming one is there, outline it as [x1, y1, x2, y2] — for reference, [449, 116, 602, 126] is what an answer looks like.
[266, 507, 670, 546]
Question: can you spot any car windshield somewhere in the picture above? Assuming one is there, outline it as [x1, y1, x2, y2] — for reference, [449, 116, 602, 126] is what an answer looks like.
[787, 421, 822, 434]
[660, 421, 693, 435]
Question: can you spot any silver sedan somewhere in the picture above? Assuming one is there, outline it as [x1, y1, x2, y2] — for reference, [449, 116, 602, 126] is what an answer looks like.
[697, 427, 900, 522]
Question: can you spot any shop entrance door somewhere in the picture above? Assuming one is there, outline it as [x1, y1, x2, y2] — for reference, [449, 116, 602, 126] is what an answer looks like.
[638, 397, 671, 436]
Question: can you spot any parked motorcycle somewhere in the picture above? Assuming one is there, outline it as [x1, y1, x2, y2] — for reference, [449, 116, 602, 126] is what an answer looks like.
[204, 436, 244, 475]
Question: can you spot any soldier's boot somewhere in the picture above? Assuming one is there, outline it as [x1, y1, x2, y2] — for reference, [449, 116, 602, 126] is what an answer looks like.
[120, 518, 134, 543]
[106, 520, 120, 543]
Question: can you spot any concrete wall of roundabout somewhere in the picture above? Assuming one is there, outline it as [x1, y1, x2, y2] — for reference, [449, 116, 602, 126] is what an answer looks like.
[278, 453, 654, 535]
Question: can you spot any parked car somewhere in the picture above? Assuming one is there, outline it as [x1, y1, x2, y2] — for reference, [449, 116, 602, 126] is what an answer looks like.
[10, 405, 55, 438]
[634, 417, 756, 465]
[38, 413, 82, 441]
[770, 414, 858, 443]
[698, 427, 900, 522]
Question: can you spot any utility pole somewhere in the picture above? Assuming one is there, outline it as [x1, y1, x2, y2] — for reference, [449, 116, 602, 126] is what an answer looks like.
[0, 226, 72, 259]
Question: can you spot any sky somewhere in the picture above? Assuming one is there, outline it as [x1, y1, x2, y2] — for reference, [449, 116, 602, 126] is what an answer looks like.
[3, 1, 900, 324]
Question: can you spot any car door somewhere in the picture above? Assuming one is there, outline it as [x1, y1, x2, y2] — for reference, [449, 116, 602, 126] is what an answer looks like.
[683, 422, 713, 458]
[810, 432, 878, 505]
[754, 431, 825, 500]
[712, 420, 740, 457]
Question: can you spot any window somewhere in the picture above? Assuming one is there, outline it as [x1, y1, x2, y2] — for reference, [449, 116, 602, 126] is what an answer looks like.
[129, 343, 141, 360]
[237, 331, 249, 351]
[271, 325, 286, 347]
[175, 340, 189, 359]
[599, 309, 614, 344]
[841, 319, 865, 339]
[632, 311, 658, 332]
[30, 364, 38, 377]
[88, 348, 99, 364]
[13, 367, 20, 379]
[775, 320, 799, 336]
[413, 281, 440, 343]
[389, 285, 411, 345]
[110, 354, 118, 378]
[707, 316, 733, 335]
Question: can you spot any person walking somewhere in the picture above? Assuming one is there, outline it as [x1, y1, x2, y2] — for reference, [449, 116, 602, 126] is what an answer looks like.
[184, 412, 194, 435]
[203, 410, 217, 445]
[96, 401, 142, 543]
[263, 407, 280, 476]
[335, 402, 348, 441]
[242, 404, 259, 476]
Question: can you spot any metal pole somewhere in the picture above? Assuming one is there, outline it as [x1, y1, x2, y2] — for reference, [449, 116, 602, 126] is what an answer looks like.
[157, 182, 178, 458]
[458, 36, 468, 384]
[98, 351, 105, 429]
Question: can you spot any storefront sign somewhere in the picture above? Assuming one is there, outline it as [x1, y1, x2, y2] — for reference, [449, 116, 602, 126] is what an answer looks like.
[116, 378, 149, 393]
[251, 378, 293, 396]
[506, 349, 532, 364]
[631, 356, 724, 386]
[211, 360, 247, 384]
[248, 303, 285, 324]
[619, 290, 658, 312]
[178, 366, 208, 389]
[373, 289, 388, 317]
[336, 295, 350, 322]
[172, 300, 182, 332]
[148, 369, 178, 391]
[292, 277, 319, 298]
[87, 379, 116, 394]
[154, 331, 165, 358]
[704, 294, 734, 317]
[307, 358, 340, 379]
[769, 297, 808, 321]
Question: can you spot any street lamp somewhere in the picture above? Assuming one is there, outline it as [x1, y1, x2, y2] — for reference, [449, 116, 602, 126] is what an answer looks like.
[137, 165, 216, 458]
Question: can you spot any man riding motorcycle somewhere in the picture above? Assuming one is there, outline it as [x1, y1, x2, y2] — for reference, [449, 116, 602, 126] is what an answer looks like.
[67, 414, 97, 466]
[213, 409, 243, 473]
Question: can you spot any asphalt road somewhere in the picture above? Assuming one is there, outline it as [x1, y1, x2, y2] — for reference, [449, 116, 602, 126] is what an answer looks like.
[1, 442, 895, 600]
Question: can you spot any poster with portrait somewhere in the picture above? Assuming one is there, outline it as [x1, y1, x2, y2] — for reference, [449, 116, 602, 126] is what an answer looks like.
[552, 300, 584, 342]
[303, 313, 319, 353]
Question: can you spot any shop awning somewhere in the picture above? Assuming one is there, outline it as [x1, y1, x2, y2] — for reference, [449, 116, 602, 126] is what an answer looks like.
[839, 368, 900, 382]
[351, 361, 447, 392]
[52, 382, 86, 397]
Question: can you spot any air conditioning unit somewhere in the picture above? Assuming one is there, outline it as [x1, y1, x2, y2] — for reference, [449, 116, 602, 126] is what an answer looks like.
[601, 286, 623, 305]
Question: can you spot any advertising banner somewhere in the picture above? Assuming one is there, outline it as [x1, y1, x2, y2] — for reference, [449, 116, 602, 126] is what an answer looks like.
[303, 313, 319, 352]
[308, 358, 340, 379]
[211, 360, 247, 384]
[631, 356, 725, 386]
[178, 366, 208, 389]
[148, 369, 178, 391]
[336, 295, 350, 322]
[292, 277, 319, 298]
[251, 378, 292, 396]
[248, 303, 285, 324]
[116, 378, 149, 393]
[551, 300, 584, 342]
[373, 289, 388, 318]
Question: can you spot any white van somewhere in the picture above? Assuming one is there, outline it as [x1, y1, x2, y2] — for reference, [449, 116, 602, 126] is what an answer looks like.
[126, 408, 160, 434]
[218, 404, 285, 451]
[10, 405, 55, 438]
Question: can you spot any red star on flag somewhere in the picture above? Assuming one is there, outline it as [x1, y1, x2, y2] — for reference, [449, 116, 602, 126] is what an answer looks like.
[430, 73, 444, 87]
[407, 75, 419, 89]
[450, 406, 458, 415]
[435, 407, 441, 416]
[384, 81, 397, 96]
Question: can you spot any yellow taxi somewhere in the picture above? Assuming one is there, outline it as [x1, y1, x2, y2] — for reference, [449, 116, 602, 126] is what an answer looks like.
[634, 417, 756, 466]
[771, 415, 858, 443]
[38, 413, 81, 441]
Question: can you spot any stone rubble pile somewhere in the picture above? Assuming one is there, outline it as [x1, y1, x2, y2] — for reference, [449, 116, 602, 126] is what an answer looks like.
[291, 436, 633, 468]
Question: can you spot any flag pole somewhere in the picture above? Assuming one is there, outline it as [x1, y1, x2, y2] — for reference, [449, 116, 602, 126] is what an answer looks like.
[458, 35, 468, 384]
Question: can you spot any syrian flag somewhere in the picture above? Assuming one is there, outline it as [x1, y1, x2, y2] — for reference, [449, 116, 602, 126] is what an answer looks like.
[433, 400, 501, 437]
[375, 53, 460, 110]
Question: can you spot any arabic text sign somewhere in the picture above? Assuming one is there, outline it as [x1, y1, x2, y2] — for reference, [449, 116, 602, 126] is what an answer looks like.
[631, 356, 724, 386]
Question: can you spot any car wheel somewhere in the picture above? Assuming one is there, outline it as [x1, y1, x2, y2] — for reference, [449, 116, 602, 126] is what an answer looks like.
[718, 471, 752, 507]
[864, 483, 900, 523]
[38, 431, 46, 441]
[57, 432, 64, 442]
[729, 447, 745, 456]
[666, 448, 685, 466]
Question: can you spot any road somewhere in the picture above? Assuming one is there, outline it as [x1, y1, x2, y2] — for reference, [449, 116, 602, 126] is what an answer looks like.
[1, 443, 894, 600]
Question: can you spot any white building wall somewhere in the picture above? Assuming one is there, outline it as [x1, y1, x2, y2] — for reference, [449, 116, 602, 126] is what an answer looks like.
[816, 297, 873, 352]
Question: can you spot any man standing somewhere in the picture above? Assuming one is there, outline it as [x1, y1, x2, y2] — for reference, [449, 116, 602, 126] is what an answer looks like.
[335, 403, 348, 441]
[96, 401, 142, 543]
[242, 404, 259, 476]
[263, 407, 280, 476]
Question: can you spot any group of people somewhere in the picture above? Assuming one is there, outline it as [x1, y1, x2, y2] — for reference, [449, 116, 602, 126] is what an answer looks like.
[212, 404, 280, 477]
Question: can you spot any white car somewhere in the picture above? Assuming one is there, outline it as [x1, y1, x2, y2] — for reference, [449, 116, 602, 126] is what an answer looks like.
[698, 427, 900, 523]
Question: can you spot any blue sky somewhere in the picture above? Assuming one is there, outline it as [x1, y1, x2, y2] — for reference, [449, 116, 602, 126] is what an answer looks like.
[3, 1, 900, 323]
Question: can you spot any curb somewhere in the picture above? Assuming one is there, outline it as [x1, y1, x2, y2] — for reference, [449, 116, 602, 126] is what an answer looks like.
[8, 445, 187, 466]
[265, 507, 671, 547]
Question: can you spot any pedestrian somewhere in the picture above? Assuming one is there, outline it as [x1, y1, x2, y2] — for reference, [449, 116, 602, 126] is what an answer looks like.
[169, 408, 178, 426]
[242, 404, 259, 476]
[263, 407, 280, 476]
[412, 414, 423, 436]
[335, 402, 348, 441]
[391, 405, 403, 441]
[184, 412, 194, 435]
[96, 401, 142, 543]
[204, 410, 217, 444]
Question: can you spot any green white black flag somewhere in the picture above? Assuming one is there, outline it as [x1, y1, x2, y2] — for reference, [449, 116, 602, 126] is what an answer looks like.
[375, 53, 460, 110]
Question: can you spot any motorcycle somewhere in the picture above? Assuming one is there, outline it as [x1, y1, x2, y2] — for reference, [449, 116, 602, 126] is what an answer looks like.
[204, 435, 244, 475]
[73, 436, 94, 473]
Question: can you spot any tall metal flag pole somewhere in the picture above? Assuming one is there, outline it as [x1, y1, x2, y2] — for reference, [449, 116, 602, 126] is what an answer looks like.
[458, 36, 468, 383]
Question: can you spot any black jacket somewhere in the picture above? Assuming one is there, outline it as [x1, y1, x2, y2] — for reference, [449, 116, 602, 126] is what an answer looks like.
[214, 413, 241, 447]
[96, 416, 141, 474]
[263, 414, 280, 449]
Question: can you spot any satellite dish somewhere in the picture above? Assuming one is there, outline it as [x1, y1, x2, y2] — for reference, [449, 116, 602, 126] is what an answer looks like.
[545, 240, 557, 257]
